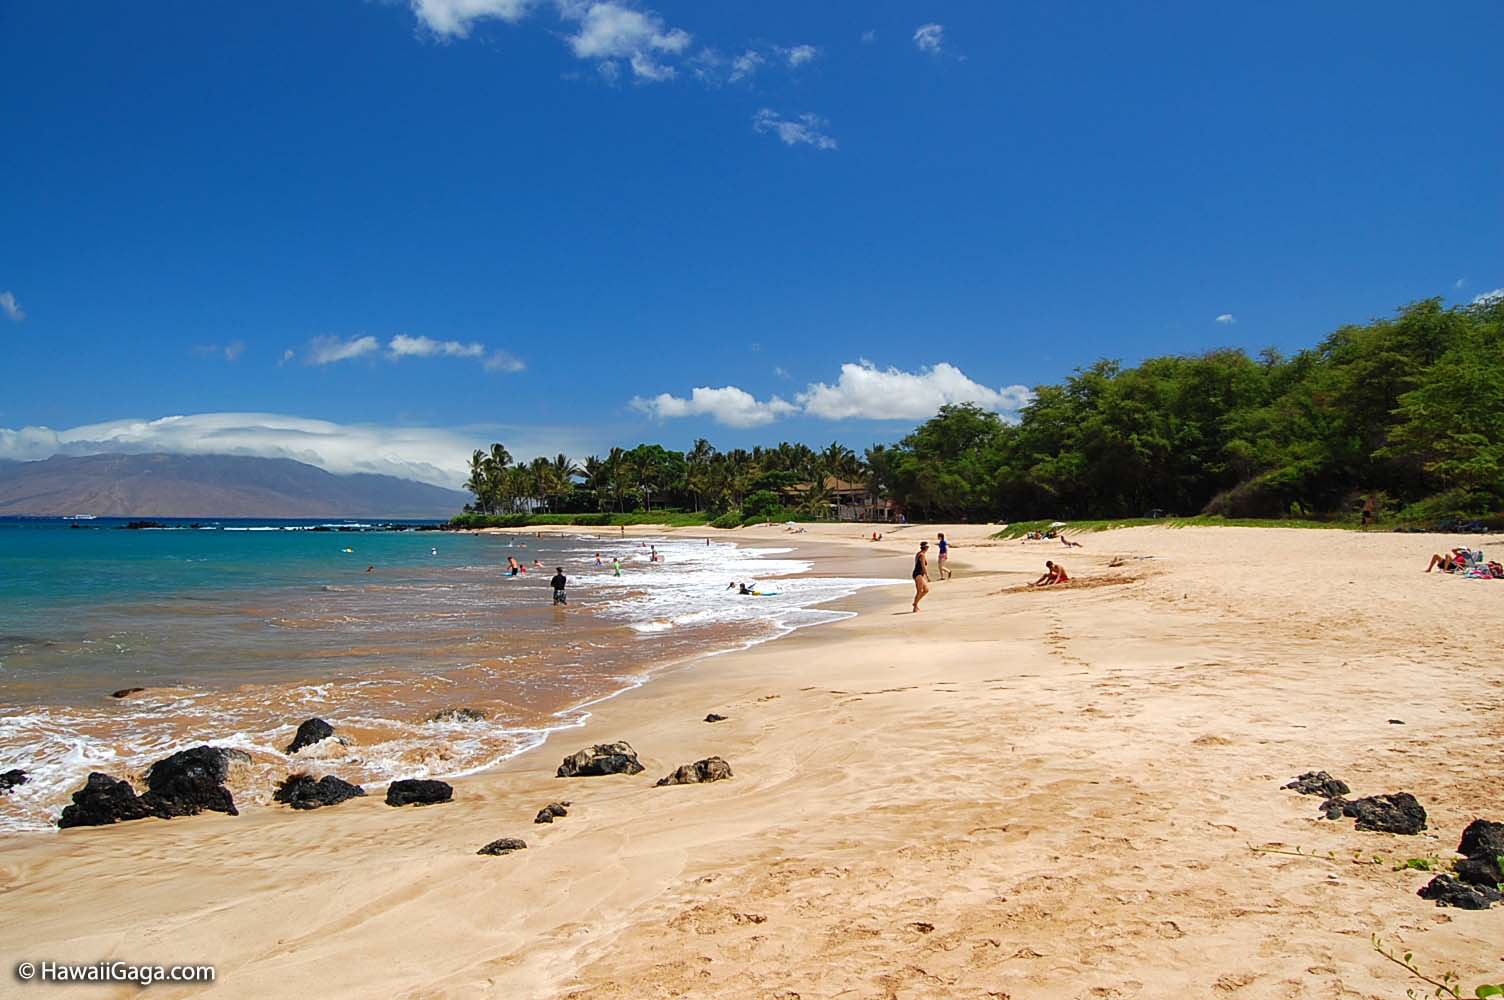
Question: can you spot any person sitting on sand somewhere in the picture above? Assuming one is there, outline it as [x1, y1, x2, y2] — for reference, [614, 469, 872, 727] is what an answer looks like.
[1029, 560, 1069, 587]
[912, 541, 931, 612]
[1059, 533, 1082, 548]
[1425, 549, 1470, 573]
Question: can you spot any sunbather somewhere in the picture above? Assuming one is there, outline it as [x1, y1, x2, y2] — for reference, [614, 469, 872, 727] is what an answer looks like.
[1425, 548, 1470, 573]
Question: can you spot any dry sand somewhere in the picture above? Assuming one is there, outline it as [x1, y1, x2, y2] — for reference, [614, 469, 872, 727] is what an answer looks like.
[2, 523, 1500, 998]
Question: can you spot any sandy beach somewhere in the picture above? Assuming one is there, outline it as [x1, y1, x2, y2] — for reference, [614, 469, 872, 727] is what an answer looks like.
[3, 523, 1500, 998]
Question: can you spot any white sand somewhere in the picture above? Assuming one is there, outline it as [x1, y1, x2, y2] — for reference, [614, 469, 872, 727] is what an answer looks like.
[3, 523, 1499, 998]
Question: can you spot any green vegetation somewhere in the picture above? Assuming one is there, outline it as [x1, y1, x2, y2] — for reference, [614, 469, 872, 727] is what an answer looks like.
[450, 511, 711, 529]
[456, 297, 1504, 528]
[993, 516, 1347, 539]
[1373, 935, 1503, 999]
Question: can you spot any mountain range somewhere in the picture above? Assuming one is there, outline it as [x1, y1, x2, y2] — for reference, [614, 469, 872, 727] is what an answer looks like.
[0, 453, 469, 518]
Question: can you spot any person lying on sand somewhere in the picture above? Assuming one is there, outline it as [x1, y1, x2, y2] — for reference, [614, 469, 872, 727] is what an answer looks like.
[1425, 549, 1470, 573]
[1029, 560, 1069, 586]
[1059, 534, 1082, 548]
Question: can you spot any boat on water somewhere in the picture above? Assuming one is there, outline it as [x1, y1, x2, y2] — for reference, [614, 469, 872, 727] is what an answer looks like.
[61, 514, 97, 521]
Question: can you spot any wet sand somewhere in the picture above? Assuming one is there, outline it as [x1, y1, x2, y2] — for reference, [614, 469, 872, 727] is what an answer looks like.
[2, 523, 1500, 998]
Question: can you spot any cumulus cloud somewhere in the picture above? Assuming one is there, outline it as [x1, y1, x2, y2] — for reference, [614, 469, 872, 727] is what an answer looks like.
[1215, 313, 1236, 324]
[631, 386, 799, 428]
[0, 290, 24, 322]
[799, 361, 1030, 420]
[1473, 288, 1504, 306]
[913, 23, 944, 54]
[0, 413, 600, 488]
[752, 109, 838, 150]
[779, 44, 818, 67]
[635, 361, 1033, 426]
[409, 0, 535, 39]
[564, 1, 690, 81]
[307, 334, 381, 365]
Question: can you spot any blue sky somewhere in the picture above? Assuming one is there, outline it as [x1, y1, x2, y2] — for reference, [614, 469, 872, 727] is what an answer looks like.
[2, 1, 1500, 485]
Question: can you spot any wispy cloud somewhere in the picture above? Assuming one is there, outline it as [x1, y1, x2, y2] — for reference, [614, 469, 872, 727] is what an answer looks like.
[727, 48, 764, 82]
[193, 341, 245, 362]
[278, 349, 296, 366]
[1455, 278, 1466, 289]
[753, 108, 838, 150]
[303, 334, 524, 371]
[778, 44, 818, 67]
[1215, 313, 1236, 324]
[913, 23, 944, 54]
[634, 361, 1034, 427]
[0, 290, 25, 322]
[0, 412, 598, 488]
[1472, 288, 1503, 306]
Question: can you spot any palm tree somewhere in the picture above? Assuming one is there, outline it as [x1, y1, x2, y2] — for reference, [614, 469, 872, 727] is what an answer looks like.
[685, 437, 715, 511]
[605, 447, 627, 513]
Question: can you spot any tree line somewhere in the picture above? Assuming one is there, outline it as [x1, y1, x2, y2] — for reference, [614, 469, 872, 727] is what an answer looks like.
[463, 296, 1504, 525]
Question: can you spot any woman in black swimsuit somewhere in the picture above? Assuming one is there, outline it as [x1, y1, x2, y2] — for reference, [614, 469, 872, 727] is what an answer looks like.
[912, 541, 930, 612]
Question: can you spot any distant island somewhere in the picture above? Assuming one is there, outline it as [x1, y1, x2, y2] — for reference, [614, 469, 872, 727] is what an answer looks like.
[0, 453, 468, 518]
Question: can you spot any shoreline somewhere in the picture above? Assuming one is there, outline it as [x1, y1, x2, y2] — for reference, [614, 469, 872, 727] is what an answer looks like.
[2, 523, 1499, 998]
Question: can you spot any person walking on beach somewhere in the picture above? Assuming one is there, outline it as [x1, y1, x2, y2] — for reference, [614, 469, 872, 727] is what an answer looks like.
[912, 541, 931, 612]
[550, 567, 568, 605]
[936, 532, 952, 579]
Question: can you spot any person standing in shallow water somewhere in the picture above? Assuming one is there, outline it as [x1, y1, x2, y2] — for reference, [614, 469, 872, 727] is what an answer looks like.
[550, 567, 568, 605]
[912, 541, 931, 612]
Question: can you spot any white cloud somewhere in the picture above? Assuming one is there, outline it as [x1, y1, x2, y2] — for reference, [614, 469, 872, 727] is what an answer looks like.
[728, 49, 764, 82]
[1215, 313, 1236, 324]
[279, 349, 296, 366]
[484, 350, 526, 373]
[1473, 288, 1504, 306]
[913, 23, 944, 54]
[306, 334, 381, 365]
[780, 44, 818, 67]
[631, 386, 799, 428]
[0, 413, 600, 488]
[388, 333, 487, 359]
[1455, 278, 1466, 289]
[861, 29, 876, 44]
[564, 1, 690, 81]
[752, 108, 837, 150]
[0, 290, 24, 322]
[410, 0, 535, 39]
[636, 361, 1034, 426]
[799, 361, 1030, 420]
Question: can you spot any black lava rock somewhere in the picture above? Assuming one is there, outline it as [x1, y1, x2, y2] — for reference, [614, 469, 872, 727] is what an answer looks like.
[274, 773, 366, 810]
[656, 756, 734, 786]
[477, 837, 527, 856]
[58, 772, 164, 828]
[1283, 771, 1350, 798]
[704, 713, 728, 723]
[1417, 874, 1501, 910]
[140, 745, 241, 818]
[286, 718, 336, 754]
[111, 687, 147, 698]
[0, 768, 27, 793]
[385, 778, 452, 806]
[1454, 855, 1504, 889]
[556, 741, 644, 778]
[1458, 819, 1504, 862]
[534, 801, 569, 823]
[1318, 793, 1426, 834]
[429, 708, 487, 723]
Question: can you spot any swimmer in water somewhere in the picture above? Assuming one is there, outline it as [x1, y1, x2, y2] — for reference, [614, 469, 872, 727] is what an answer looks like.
[594, 552, 604, 566]
[612, 557, 622, 577]
[366, 565, 374, 573]
[431, 546, 438, 556]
